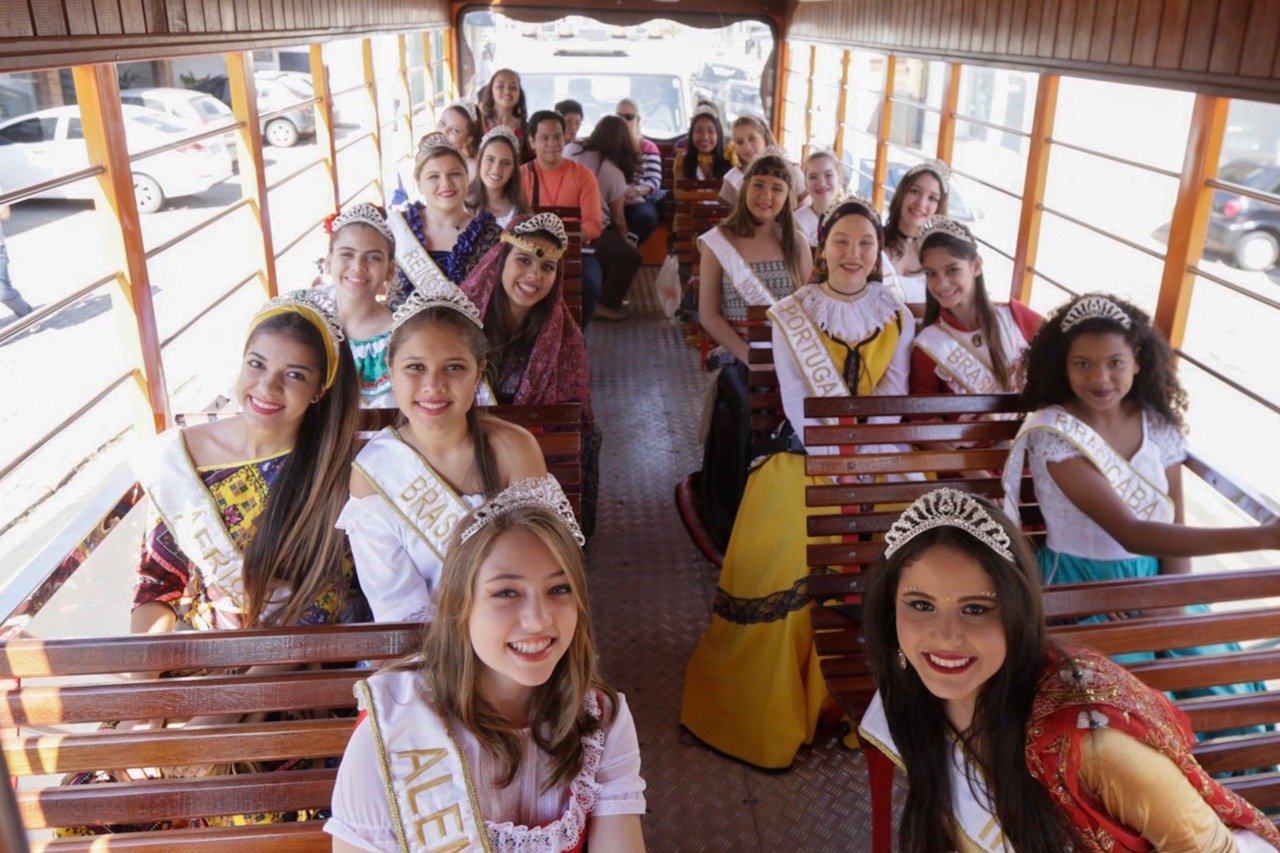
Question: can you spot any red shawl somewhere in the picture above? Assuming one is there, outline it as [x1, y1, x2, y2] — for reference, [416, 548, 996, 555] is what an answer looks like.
[460, 233, 594, 432]
[1025, 644, 1280, 851]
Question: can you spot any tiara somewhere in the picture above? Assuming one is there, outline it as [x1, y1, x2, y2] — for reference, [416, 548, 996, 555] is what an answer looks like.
[902, 158, 952, 194]
[513, 212, 568, 246]
[1060, 294, 1132, 332]
[820, 192, 879, 234]
[479, 124, 519, 151]
[417, 131, 462, 161]
[445, 99, 479, 123]
[691, 103, 720, 120]
[327, 202, 395, 249]
[920, 215, 974, 247]
[390, 274, 484, 332]
[883, 487, 1014, 562]
[250, 289, 345, 389]
[458, 475, 585, 546]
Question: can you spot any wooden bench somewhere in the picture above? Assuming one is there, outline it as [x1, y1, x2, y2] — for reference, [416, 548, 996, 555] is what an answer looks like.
[671, 178, 729, 365]
[357, 402, 584, 516]
[1, 623, 420, 850]
[799, 392, 1280, 846]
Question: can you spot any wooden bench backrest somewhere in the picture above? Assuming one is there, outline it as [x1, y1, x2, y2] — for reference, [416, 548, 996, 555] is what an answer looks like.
[357, 403, 585, 515]
[801, 393, 1032, 717]
[744, 304, 782, 447]
[671, 178, 728, 269]
[1, 623, 419, 848]
[532, 205, 583, 324]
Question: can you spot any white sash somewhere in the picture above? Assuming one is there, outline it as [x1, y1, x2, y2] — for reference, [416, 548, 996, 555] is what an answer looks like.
[135, 430, 247, 626]
[859, 693, 1013, 852]
[353, 428, 472, 561]
[914, 308, 1026, 395]
[768, 294, 850, 430]
[699, 227, 780, 307]
[1001, 408, 1175, 523]
[390, 205, 454, 292]
[357, 673, 492, 853]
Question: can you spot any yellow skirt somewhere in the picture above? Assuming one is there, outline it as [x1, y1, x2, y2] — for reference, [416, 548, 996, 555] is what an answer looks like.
[680, 452, 836, 769]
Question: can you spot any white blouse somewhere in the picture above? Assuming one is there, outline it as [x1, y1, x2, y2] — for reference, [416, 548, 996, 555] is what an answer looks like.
[325, 684, 647, 852]
[1029, 405, 1187, 562]
[335, 492, 485, 623]
[795, 206, 819, 247]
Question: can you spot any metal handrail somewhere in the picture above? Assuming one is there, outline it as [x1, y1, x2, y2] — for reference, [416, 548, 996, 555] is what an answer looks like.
[129, 119, 247, 163]
[1185, 264, 1280, 313]
[0, 271, 119, 347]
[1036, 202, 1167, 262]
[1185, 451, 1280, 524]
[949, 164, 1023, 201]
[1174, 348, 1280, 419]
[1205, 177, 1280, 209]
[330, 81, 370, 100]
[258, 96, 322, 125]
[266, 157, 326, 193]
[885, 140, 931, 162]
[952, 111, 1031, 139]
[144, 198, 254, 260]
[273, 214, 330, 261]
[336, 131, 375, 155]
[888, 95, 942, 115]
[972, 234, 1014, 262]
[0, 369, 133, 483]
[1026, 265, 1080, 298]
[160, 270, 262, 350]
[340, 180, 379, 208]
[0, 165, 105, 206]
[1046, 137, 1182, 180]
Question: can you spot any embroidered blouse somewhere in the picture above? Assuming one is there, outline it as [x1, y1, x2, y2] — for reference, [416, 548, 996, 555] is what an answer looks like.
[719, 259, 793, 324]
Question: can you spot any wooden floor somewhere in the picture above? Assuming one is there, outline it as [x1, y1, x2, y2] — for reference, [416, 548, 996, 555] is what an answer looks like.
[583, 269, 887, 851]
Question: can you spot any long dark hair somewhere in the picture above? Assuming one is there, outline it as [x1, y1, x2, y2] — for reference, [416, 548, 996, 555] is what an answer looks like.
[482, 232, 563, 393]
[863, 496, 1079, 852]
[1019, 292, 1187, 430]
[920, 225, 1014, 390]
[240, 312, 358, 627]
[387, 307, 501, 496]
[681, 112, 731, 180]
[479, 68, 527, 124]
[720, 153, 804, 286]
[440, 104, 482, 159]
[465, 134, 527, 216]
[581, 115, 640, 184]
[885, 166, 950, 258]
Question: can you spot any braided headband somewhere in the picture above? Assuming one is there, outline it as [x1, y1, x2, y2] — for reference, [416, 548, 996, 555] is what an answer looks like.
[248, 290, 345, 391]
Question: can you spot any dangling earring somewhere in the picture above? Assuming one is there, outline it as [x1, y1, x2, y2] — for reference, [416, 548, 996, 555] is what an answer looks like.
[311, 394, 322, 405]
[897, 648, 908, 670]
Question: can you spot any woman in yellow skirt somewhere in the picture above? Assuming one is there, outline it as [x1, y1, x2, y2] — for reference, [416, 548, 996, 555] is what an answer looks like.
[680, 197, 915, 769]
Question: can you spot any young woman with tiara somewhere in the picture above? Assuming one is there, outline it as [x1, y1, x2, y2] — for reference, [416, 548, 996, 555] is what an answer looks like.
[681, 197, 914, 769]
[1000, 293, 1280, 705]
[461, 213, 601, 537]
[794, 147, 845, 248]
[326, 477, 647, 852]
[465, 125, 528, 231]
[388, 132, 501, 307]
[338, 265, 547, 624]
[674, 104, 734, 183]
[859, 487, 1280, 852]
[676, 151, 811, 561]
[909, 216, 1041, 396]
[717, 114, 804, 207]
[435, 99, 483, 176]
[479, 68, 530, 160]
[882, 158, 950, 305]
[317, 203, 397, 408]
[59, 291, 364, 835]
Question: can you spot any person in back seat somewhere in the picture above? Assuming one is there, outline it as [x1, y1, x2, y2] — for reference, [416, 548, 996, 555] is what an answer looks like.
[554, 98, 584, 145]
[859, 488, 1280, 852]
[466, 125, 528, 231]
[719, 114, 805, 208]
[480, 68, 530, 160]
[616, 97, 664, 247]
[883, 158, 950, 305]
[328, 479, 647, 852]
[674, 105, 734, 183]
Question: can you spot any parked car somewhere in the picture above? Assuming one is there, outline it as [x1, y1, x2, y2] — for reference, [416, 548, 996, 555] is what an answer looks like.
[856, 158, 980, 223]
[120, 86, 238, 165]
[1204, 159, 1280, 272]
[189, 71, 317, 147]
[0, 105, 233, 213]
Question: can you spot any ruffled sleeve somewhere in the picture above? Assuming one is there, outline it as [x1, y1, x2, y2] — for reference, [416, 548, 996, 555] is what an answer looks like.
[593, 693, 647, 817]
[336, 495, 436, 623]
[1028, 415, 1082, 465]
[1147, 412, 1189, 468]
[325, 718, 399, 852]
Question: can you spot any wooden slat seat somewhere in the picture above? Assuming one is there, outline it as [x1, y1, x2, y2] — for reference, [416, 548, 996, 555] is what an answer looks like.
[533, 205, 583, 324]
[1, 622, 417, 844]
[32, 821, 327, 853]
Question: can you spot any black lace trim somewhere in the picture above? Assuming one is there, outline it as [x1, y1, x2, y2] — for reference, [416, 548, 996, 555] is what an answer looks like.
[713, 576, 809, 625]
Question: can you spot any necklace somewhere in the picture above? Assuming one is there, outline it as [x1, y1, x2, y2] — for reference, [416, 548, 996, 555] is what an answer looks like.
[825, 280, 870, 299]
[903, 232, 922, 245]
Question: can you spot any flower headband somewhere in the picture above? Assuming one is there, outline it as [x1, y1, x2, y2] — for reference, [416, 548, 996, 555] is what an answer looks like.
[883, 487, 1014, 562]
[248, 289, 345, 390]
[324, 202, 395, 250]
[1060, 294, 1133, 332]
[500, 213, 568, 262]
[458, 475, 584, 546]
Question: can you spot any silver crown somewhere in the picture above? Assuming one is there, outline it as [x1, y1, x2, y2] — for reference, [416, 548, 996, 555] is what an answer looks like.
[691, 103, 720, 121]
[390, 272, 484, 332]
[1060, 294, 1132, 332]
[820, 192, 879, 233]
[458, 475, 584, 546]
[417, 131, 462, 161]
[512, 212, 568, 247]
[259, 288, 345, 345]
[883, 487, 1014, 562]
[902, 158, 952, 194]
[479, 124, 520, 152]
[445, 99, 480, 123]
[920, 215, 974, 247]
[330, 202, 395, 250]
